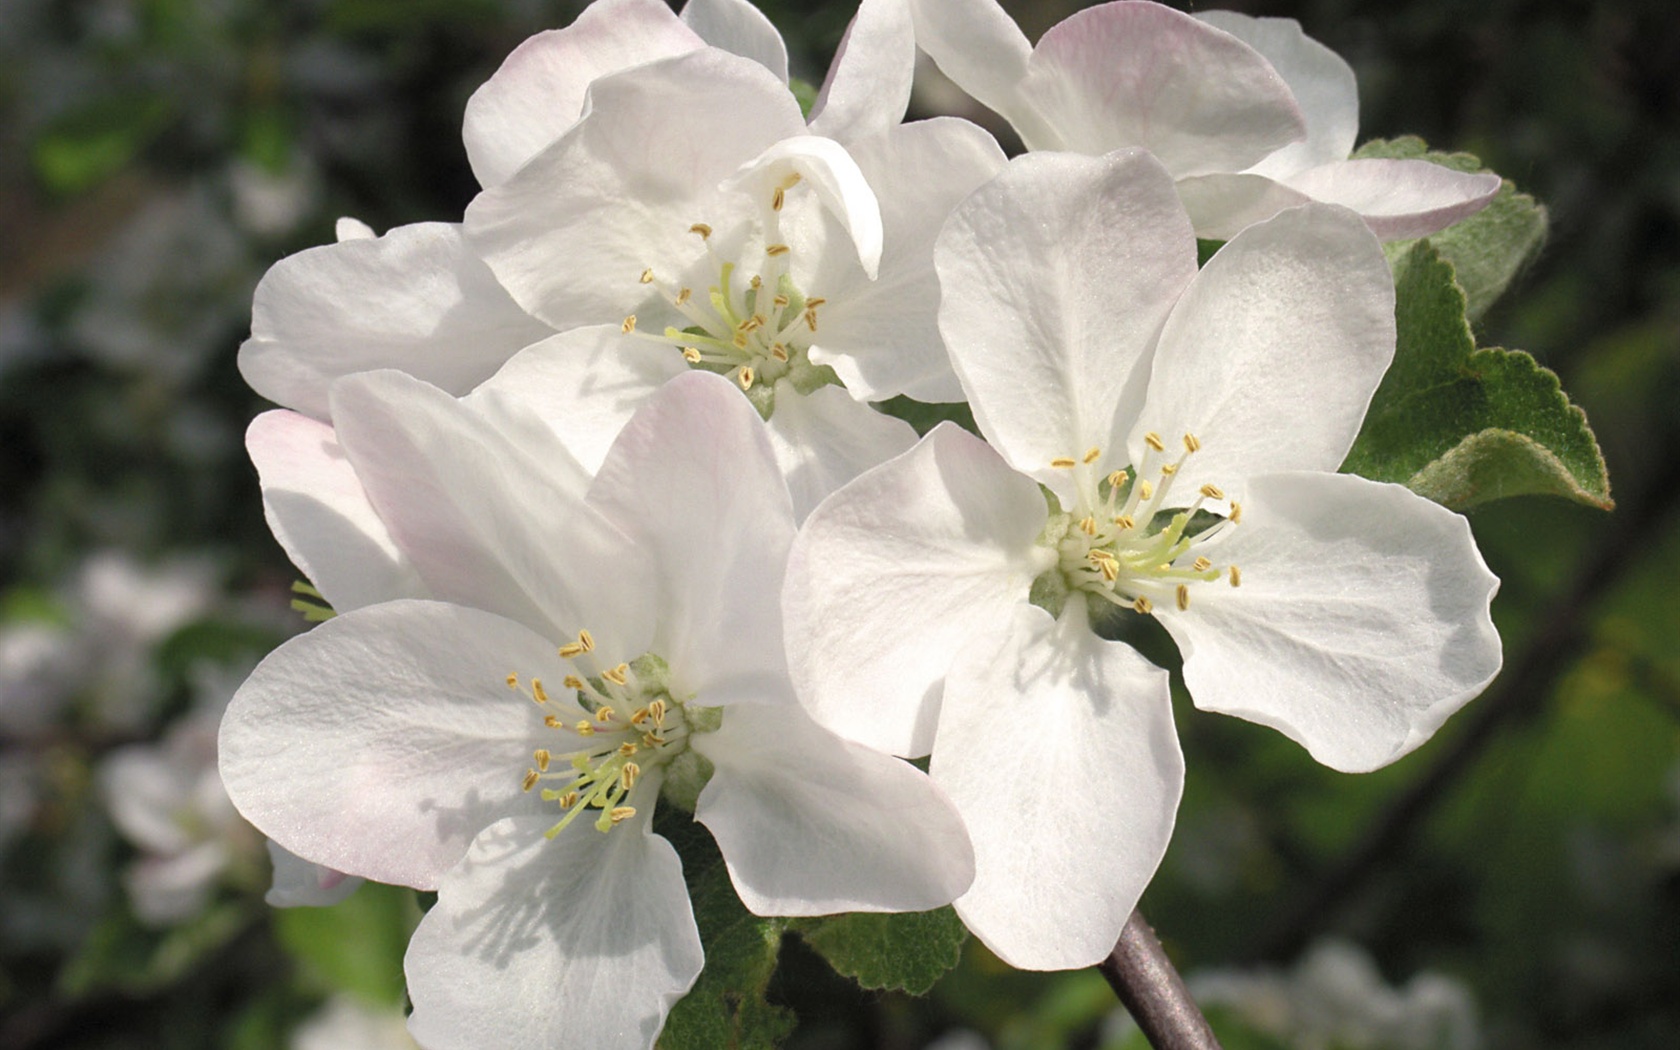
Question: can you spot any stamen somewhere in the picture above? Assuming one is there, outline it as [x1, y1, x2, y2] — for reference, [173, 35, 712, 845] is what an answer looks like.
[1113, 514, 1135, 530]
[1050, 457, 1077, 469]
[562, 675, 584, 691]
[1229, 565, 1242, 587]
[1132, 595, 1154, 615]
[544, 714, 563, 728]
[620, 315, 637, 333]
[619, 763, 640, 790]
[534, 749, 551, 772]
[675, 287, 692, 306]
[639, 268, 654, 284]
[1107, 470, 1129, 490]
[1078, 516, 1098, 536]
[574, 720, 595, 736]
[1176, 584, 1190, 611]
[595, 708, 616, 724]
[1183, 433, 1201, 453]
[616, 742, 638, 756]
[772, 187, 785, 211]
[1144, 432, 1166, 452]
[602, 663, 629, 686]
[689, 223, 712, 239]
[609, 806, 637, 825]
[531, 679, 549, 703]
[1199, 484, 1225, 500]
[1229, 501, 1243, 523]
[682, 347, 702, 363]
[765, 244, 790, 257]
[737, 366, 755, 390]
[1138, 480, 1154, 501]
[505, 673, 518, 689]
[522, 769, 540, 792]
[1083, 446, 1102, 464]
[1160, 463, 1177, 476]
[1192, 556, 1212, 572]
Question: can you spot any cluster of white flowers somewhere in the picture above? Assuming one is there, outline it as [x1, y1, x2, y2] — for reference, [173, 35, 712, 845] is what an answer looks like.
[219, 1, 1506, 1046]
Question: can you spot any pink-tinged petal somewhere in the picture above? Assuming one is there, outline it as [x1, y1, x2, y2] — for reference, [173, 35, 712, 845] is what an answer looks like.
[406, 816, 702, 1050]
[218, 602, 563, 889]
[680, 0, 788, 82]
[587, 372, 795, 697]
[1160, 472, 1502, 773]
[724, 135, 883, 277]
[809, 0, 915, 143]
[1017, 2, 1306, 175]
[907, 0, 1038, 139]
[935, 150, 1195, 505]
[265, 840, 362, 908]
[1282, 159, 1503, 240]
[462, 0, 703, 189]
[784, 424, 1052, 757]
[239, 223, 551, 422]
[1134, 203, 1395, 502]
[936, 602, 1182, 970]
[466, 50, 807, 334]
[330, 371, 652, 654]
[813, 117, 1008, 403]
[695, 702, 973, 914]
[1176, 171, 1316, 241]
[247, 410, 424, 614]
[463, 326, 685, 475]
[1195, 11, 1359, 178]
[762, 382, 918, 521]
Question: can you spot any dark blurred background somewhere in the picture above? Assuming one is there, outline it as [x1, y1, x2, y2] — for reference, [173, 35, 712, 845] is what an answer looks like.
[0, 1, 1675, 1047]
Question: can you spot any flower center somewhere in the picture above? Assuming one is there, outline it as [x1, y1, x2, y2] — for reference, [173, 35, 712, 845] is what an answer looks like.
[507, 630, 720, 838]
[1033, 432, 1243, 619]
[623, 173, 841, 419]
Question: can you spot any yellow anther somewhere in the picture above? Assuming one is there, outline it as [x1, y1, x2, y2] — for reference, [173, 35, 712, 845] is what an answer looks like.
[617, 741, 639, 756]
[740, 314, 764, 332]
[689, 223, 712, 239]
[562, 675, 584, 691]
[534, 749, 551, 772]
[595, 707, 615, 724]
[620, 762, 641, 790]
[559, 642, 585, 658]
[578, 629, 594, 652]
[772, 187, 785, 211]
[1176, 584, 1192, 611]
[639, 268, 654, 284]
[602, 663, 629, 686]
[1200, 484, 1225, 500]
[749, 274, 762, 290]
[1107, 470, 1129, 489]
[737, 366, 755, 391]
[772, 294, 789, 308]
[1229, 501, 1243, 523]
[1132, 595, 1154, 615]
[648, 699, 667, 724]
[506, 672, 518, 689]
[1229, 565, 1242, 587]
[1183, 433, 1201, 453]
[1083, 446, 1102, 464]
[1192, 556, 1212, 572]
[641, 731, 661, 749]
[531, 679, 549, 703]
[544, 714, 563, 728]
[766, 244, 791, 256]
[522, 769, 540, 792]
[558, 790, 579, 809]
[805, 297, 826, 308]
[1139, 480, 1154, 501]
[675, 287, 692, 306]
[620, 315, 637, 333]
[630, 707, 650, 726]
[731, 331, 749, 349]
[1050, 457, 1077, 469]
[1078, 516, 1098, 536]
[1089, 551, 1120, 582]
[609, 806, 637, 825]
[1160, 463, 1177, 476]
[1144, 432, 1166, 452]
[575, 720, 595, 736]
[1113, 514, 1135, 530]
[682, 347, 702, 363]
[770, 344, 789, 362]
[803, 308, 818, 331]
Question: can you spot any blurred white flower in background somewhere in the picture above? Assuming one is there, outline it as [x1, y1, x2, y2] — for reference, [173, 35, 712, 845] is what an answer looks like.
[290, 994, 419, 1050]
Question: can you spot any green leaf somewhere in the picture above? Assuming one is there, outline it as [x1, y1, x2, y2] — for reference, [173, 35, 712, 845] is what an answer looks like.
[1342, 242, 1611, 510]
[790, 907, 967, 996]
[875, 396, 978, 437]
[789, 77, 820, 119]
[273, 882, 418, 1005]
[1353, 136, 1547, 320]
[31, 93, 176, 195]
[659, 822, 794, 1050]
[61, 901, 250, 997]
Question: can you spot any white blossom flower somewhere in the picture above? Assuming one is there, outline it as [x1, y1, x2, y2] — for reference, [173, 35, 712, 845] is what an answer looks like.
[783, 150, 1502, 969]
[221, 370, 974, 1049]
[908, 0, 1500, 240]
[291, 995, 419, 1050]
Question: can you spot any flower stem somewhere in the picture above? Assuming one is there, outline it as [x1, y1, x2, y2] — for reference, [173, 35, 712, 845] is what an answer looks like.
[1097, 910, 1222, 1049]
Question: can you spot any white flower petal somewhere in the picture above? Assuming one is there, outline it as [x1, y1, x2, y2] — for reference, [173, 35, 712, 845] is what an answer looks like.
[1160, 471, 1502, 773]
[935, 149, 1195, 503]
[462, 0, 703, 188]
[1176, 172, 1316, 241]
[1282, 159, 1503, 241]
[334, 216, 376, 241]
[694, 702, 973, 914]
[466, 49, 807, 333]
[761, 381, 918, 521]
[724, 135, 883, 277]
[265, 840, 362, 908]
[587, 372, 795, 697]
[906, 0, 1037, 138]
[463, 326, 686, 475]
[1016, 2, 1306, 175]
[680, 0, 789, 82]
[406, 816, 702, 1050]
[813, 117, 1007, 403]
[936, 603, 1182, 970]
[783, 424, 1051, 757]
[808, 0, 915, 143]
[246, 410, 425, 614]
[1194, 11, 1359, 178]
[239, 223, 551, 421]
[1134, 203, 1395, 501]
[218, 601, 562, 889]
[330, 371, 651, 652]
